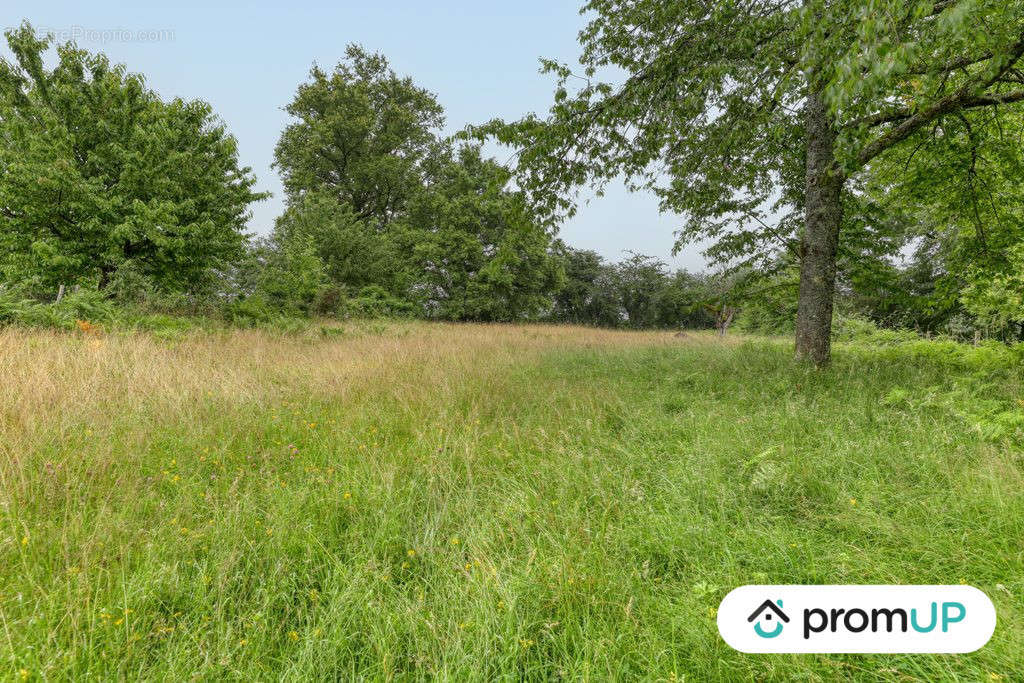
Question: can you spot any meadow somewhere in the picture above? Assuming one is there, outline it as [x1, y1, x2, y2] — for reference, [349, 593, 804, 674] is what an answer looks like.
[0, 322, 1021, 681]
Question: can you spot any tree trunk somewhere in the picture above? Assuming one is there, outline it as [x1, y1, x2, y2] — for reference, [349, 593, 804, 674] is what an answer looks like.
[795, 90, 844, 366]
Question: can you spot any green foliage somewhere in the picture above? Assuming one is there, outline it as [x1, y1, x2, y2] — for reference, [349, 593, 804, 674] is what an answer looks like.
[0, 287, 117, 329]
[473, 1, 1024, 360]
[273, 45, 443, 228]
[344, 285, 416, 319]
[548, 247, 731, 330]
[405, 145, 564, 321]
[0, 23, 267, 297]
[962, 243, 1024, 332]
[252, 236, 330, 316]
[223, 296, 278, 328]
[272, 49, 562, 323]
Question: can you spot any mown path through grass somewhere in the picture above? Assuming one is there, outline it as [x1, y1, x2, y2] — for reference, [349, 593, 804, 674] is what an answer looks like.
[0, 323, 1021, 680]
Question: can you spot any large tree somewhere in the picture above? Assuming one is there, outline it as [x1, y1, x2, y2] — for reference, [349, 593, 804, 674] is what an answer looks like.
[274, 47, 562, 321]
[479, 0, 1024, 364]
[0, 24, 265, 296]
[273, 45, 445, 230]
[403, 145, 563, 321]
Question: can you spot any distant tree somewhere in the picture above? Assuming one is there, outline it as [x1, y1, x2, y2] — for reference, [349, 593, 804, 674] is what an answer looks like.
[274, 48, 561, 322]
[0, 23, 266, 297]
[479, 1, 1024, 364]
[655, 270, 717, 330]
[615, 252, 668, 329]
[551, 247, 623, 326]
[251, 235, 330, 315]
[404, 145, 563, 321]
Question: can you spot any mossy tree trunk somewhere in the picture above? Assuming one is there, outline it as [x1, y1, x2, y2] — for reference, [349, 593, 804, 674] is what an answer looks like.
[795, 90, 845, 367]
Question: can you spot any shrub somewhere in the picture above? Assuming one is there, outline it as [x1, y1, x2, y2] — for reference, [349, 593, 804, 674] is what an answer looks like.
[344, 286, 416, 319]
[223, 296, 277, 328]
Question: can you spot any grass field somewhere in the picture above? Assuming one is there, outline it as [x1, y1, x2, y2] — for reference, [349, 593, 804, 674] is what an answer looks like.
[1, 322, 1021, 680]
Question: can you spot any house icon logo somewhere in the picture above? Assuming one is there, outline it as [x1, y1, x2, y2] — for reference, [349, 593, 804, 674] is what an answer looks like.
[748, 599, 789, 638]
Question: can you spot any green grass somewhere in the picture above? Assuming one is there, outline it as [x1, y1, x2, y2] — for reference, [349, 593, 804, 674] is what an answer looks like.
[1, 325, 1021, 680]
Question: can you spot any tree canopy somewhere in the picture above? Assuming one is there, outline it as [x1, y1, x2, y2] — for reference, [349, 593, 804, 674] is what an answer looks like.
[271, 47, 563, 322]
[0, 23, 266, 296]
[477, 0, 1024, 363]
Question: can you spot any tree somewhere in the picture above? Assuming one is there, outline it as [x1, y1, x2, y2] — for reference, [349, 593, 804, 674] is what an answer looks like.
[615, 252, 668, 328]
[403, 145, 563, 321]
[478, 0, 1024, 365]
[0, 23, 266, 296]
[273, 45, 444, 230]
[273, 192, 412, 296]
[551, 247, 623, 326]
[865, 106, 1024, 336]
[274, 48, 562, 322]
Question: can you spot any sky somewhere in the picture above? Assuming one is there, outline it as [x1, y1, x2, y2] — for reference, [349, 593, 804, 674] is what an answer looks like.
[4, 0, 710, 271]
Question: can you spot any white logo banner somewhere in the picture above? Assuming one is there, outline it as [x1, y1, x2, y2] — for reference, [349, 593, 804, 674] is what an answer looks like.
[717, 585, 996, 653]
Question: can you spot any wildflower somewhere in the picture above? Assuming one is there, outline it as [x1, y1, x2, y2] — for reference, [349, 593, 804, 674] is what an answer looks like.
[401, 561, 410, 569]
[21, 535, 28, 547]
[343, 491, 352, 500]
[519, 638, 534, 648]
[464, 563, 472, 571]
[19, 669, 28, 681]
[450, 537, 460, 546]
[407, 549, 416, 557]
[849, 498, 857, 506]
[238, 639, 248, 647]
[288, 630, 299, 641]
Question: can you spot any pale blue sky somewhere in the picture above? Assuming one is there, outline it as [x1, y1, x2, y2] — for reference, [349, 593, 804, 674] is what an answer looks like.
[4, 1, 709, 270]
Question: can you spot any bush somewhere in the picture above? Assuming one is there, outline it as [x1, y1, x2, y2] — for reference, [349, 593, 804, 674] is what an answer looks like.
[223, 296, 277, 328]
[0, 289, 119, 330]
[344, 286, 416, 319]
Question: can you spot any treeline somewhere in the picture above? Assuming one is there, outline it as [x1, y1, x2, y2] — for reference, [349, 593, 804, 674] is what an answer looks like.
[2, 22, 1024, 342]
[0, 25, 725, 332]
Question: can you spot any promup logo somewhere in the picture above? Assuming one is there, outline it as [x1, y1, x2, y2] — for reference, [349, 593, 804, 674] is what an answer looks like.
[718, 585, 996, 653]
[748, 599, 789, 638]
